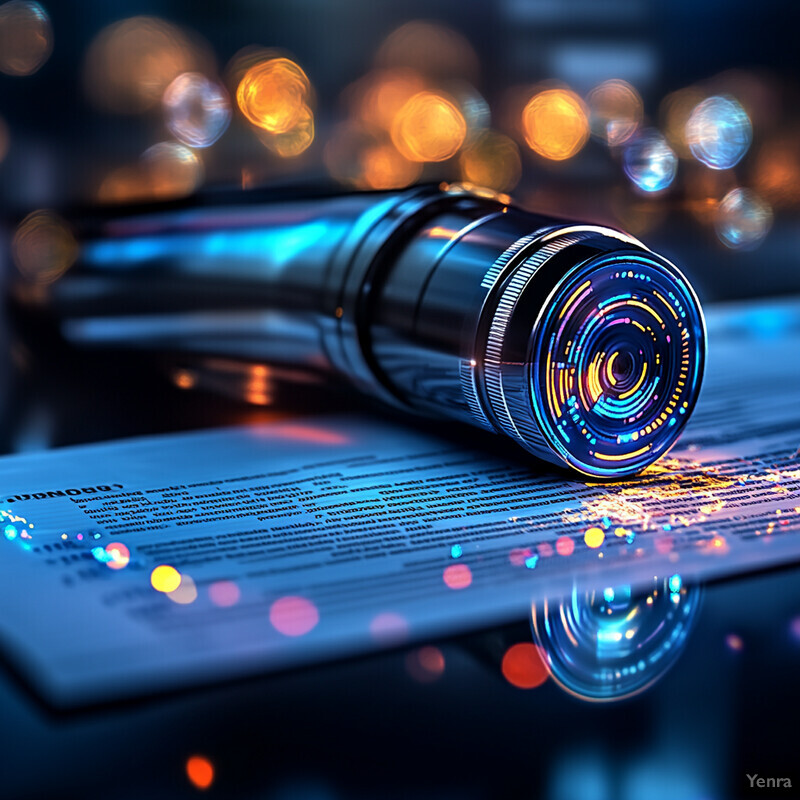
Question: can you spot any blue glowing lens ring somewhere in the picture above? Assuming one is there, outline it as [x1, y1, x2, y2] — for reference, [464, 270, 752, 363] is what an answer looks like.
[481, 227, 705, 477]
[531, 576, 702, 701]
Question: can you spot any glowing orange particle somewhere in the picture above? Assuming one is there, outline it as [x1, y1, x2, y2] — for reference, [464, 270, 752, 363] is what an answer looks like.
[391, 91, 467, 162]
[584, 526, 606, 549]
[236, 57, 309, 133]
[501, 643, 549, 689]
[522, 88, 589, 161]
[443, 563, 472, 590]
[186, 756, 214, 790]
[269, 595, 319, 637]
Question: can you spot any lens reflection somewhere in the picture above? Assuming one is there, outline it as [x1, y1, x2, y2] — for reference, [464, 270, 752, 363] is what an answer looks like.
[532, 575, 701, 701]
[715, 187, 773, 250]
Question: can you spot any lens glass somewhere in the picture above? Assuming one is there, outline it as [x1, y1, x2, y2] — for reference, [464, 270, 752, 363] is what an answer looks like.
[531, 254, 704, 476]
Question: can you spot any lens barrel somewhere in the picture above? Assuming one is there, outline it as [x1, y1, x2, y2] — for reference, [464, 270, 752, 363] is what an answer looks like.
[13, 185, 705, 477]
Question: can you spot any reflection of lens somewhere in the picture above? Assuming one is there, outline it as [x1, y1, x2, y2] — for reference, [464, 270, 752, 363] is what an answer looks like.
[531, 253, 704, 477]
[531, 576, 701, 701]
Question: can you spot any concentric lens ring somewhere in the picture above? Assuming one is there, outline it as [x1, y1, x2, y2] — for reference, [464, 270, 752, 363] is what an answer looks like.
[531, 252, 705, 476]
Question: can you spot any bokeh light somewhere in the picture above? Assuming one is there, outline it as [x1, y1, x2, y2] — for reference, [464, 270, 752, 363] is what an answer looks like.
[555, 536, 575, 556]
[685, 94, 752, 170]
[753, 131, 800, 207]
[12, 210, 78, 285]
[725, 633, 744, 651]
[459, 130, 522, 192]
[521, 88, 589, 161]
[168, 573, 198, 605]
[269, 595, 319, 637]
[163, 72, 231, 148]
[143, 142, 204, 199]
[715, 187, 773, 250]
[0, 0, 52, 76]
[375, 20, 480, 83]
[83, 16, 213, 114]
[659, 87, 706, 159]
[369, 611, 409, 644]
[236, 56, 310, 133]
[360, 143, 421, 189]
[256, 103, 315, 158]
[186, 756, 214, 791]
[623, 129, 678, 192]
[208, 580, 241, 607]
[151, 564, 182, 593]
[501, 643, 549, 689]
[105, 542, 131, 570]
[405, 645, 446, 683]
[350, 68, 427, 133]
[391, 91, 467, 162]
[587, 79, 643, 147]
[442, 563, 472, 589]
[583, 527, 605, 549]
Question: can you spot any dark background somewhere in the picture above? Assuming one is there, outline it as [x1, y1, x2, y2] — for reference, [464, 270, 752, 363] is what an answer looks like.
[1, 2, 800, 799]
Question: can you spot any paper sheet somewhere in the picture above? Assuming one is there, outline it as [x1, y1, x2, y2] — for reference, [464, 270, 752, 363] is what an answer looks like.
[1, 299, 799, 707]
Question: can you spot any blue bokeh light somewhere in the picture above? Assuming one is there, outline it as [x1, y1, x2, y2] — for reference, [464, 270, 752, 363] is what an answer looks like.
[685, 95, 751, 170]
[623, 129, 678, 192]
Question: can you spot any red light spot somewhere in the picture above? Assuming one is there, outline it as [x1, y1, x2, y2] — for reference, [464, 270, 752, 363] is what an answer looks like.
[273, 424, 350, 445]
[405, 645, 445, 683]
[443, 563, 472, 589]
[555, 536, 575, 556]
[269, 595, 319, 636]
[655, 535, 674, 554]
[209, 580, 241, 607]
[501, 643, 549, 689]
[186, 756, 214, 790]
[509, 547, 531, 566]
[537, 542, 554, 558]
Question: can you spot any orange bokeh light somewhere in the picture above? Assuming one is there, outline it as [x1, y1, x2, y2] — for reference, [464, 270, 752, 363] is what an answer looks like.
[186, 755, 214, 790]
[391, 91, 467, 162]
[0, 0, 53, 76]
[459, 129, 522, 192]
[83, 16, 212, 114]
[12, 210, 78, 285]
[236, 57, 309, 133]
[361, 143, 421, 189]
[587, 79, 643, 146]
[522, 88, 589, 161]
[256, 102, 315, 158]
[501, 643, 549, 689]
[443, 563, 472, 590]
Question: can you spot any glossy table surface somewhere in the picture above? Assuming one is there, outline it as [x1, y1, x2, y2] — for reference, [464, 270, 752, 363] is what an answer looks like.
[0, 303, 798, 800]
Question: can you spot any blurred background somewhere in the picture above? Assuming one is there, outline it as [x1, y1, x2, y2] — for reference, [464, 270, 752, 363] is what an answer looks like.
[1, 0, 800, 302]
[2, 4, 800, 799]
